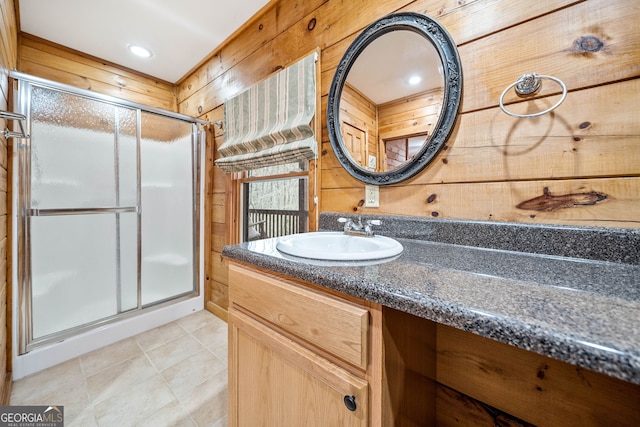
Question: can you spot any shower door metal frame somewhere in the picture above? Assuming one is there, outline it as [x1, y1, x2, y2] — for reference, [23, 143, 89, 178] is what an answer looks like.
[11, 71, 205, 354]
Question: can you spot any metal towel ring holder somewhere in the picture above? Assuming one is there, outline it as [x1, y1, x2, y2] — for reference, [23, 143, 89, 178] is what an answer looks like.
[499, 73, 567, 118]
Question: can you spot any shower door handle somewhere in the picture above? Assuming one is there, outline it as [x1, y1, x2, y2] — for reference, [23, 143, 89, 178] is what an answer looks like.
[29, 207, 138, 216]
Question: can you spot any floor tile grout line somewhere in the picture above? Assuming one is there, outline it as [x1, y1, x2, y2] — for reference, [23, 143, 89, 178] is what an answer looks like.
[134, 321, 187, 353]
[83, 331, 185, 411]
[10, 311, 228, 426]
[91, 326, 197, 425]
[140, 340, 166, 374]
[188, 328, 227, 364]
[77, 357, 95, 419]
[142, 320, 212, 426]
[155, 361, 201, 427]
[81, 339, 150, 407]
[86, 356, 160, 408]
[79, 337, 145, 379]
[144, 334, 215, 400]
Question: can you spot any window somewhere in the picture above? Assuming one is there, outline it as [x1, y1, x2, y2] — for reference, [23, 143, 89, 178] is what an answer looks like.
[383, 133, 427, 170]
[239, 161, 311, 242]
[218, 51, 320, 243]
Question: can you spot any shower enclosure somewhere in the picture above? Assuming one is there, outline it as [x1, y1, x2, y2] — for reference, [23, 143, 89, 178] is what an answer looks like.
[10, 72, 204, 361]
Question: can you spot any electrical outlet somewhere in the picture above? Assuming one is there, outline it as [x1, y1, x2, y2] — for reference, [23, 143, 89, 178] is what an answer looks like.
[365, 185, 379, 208]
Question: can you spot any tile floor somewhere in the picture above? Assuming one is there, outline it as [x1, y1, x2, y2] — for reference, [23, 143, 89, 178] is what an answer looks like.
[10, 310, 229, 427]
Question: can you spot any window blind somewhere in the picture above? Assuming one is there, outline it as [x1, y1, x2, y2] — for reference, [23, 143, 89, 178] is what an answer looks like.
[215, 52, 317, 173]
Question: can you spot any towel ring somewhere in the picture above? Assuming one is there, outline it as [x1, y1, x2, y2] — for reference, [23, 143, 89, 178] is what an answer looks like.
[499, 73, 567, 119]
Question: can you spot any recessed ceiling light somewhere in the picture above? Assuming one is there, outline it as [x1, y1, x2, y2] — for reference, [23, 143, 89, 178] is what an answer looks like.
[128, 44, 153, 58]
[408, 75, 422, 85]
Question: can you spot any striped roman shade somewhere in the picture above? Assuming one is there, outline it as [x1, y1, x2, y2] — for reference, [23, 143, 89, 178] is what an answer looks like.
[215, 52, 317, 172]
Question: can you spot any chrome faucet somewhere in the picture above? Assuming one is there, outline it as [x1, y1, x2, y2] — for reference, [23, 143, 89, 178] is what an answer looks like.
[337, 217, 382, 237]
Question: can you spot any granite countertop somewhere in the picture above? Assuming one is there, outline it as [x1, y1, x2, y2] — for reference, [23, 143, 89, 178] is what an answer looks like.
[222, 213, 640, 385]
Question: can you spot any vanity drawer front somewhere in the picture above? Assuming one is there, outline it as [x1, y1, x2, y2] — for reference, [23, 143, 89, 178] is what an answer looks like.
[229, 263, 369, 370]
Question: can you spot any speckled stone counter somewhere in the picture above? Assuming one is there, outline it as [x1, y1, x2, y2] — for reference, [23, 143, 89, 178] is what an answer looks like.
[222, 213, 640, 385]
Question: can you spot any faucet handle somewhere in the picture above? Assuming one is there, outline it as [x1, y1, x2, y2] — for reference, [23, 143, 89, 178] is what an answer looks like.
[338, 217, 354, 233]
[363, 219, 381, 236]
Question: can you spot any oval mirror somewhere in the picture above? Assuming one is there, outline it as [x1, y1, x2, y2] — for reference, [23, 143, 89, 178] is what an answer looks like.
[327, 12, 463, 185]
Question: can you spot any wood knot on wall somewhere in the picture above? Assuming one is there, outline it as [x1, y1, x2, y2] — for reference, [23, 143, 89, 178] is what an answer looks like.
[516, 187, 607, 212]
[572, 35, 605, 54]
[307, 18, 316, 31]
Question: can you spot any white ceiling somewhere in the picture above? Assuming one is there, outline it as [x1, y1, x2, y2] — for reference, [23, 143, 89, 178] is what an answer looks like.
[18, 0, 271, 83]
[347, 30, 443, 105]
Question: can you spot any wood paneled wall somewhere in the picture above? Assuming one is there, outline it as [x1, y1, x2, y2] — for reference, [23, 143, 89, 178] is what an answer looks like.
[341, 83, 377, 167]
[377, 88, 443, 146]
[0, 0, 16, 404]
[340, 84, 445, 171]
[179, 0, 640, 318]
[17, 33, 177, 111]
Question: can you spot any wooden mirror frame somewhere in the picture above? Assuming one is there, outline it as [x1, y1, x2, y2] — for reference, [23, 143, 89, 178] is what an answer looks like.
[327, 12, 463, 185]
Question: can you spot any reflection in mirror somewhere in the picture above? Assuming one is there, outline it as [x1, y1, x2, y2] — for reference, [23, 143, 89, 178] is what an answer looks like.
[340, 30, 444, 172]
[327, 12, 462, 185]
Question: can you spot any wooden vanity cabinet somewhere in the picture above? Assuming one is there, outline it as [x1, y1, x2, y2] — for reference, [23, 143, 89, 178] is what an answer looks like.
[381, 307, 640, 426]
[228, 263, 383, 426]
[228, 262, 640, 426]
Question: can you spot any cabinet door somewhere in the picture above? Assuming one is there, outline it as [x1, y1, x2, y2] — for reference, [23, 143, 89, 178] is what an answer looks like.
[229, 309, 369, 427]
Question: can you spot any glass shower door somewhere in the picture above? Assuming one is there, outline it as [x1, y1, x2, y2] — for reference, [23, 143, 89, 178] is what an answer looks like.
[15, 73, 201, 355]
[27, 87, 139, 345]
[140, 112, 195, 305]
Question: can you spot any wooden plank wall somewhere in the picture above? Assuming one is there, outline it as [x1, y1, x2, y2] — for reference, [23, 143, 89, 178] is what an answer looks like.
[177, 0, 640, 318]
[377, 88, 443, 145]
[341, 83, 378, 166]
[322, 0, 640, 226]
[378, 88, 444, 169]
[0, 0, 16, 404]
[340, 85, 445, 171]
[17, 33, 177, 111]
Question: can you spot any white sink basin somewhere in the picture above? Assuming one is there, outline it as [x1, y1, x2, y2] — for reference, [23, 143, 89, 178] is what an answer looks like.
[276, 232, 403, 261]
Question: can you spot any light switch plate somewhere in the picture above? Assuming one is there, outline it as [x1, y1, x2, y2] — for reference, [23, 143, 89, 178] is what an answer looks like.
[365, 185, 379, 208]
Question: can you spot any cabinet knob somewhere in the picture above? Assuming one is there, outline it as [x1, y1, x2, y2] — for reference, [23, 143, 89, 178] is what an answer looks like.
[343, 395, 357, 411]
